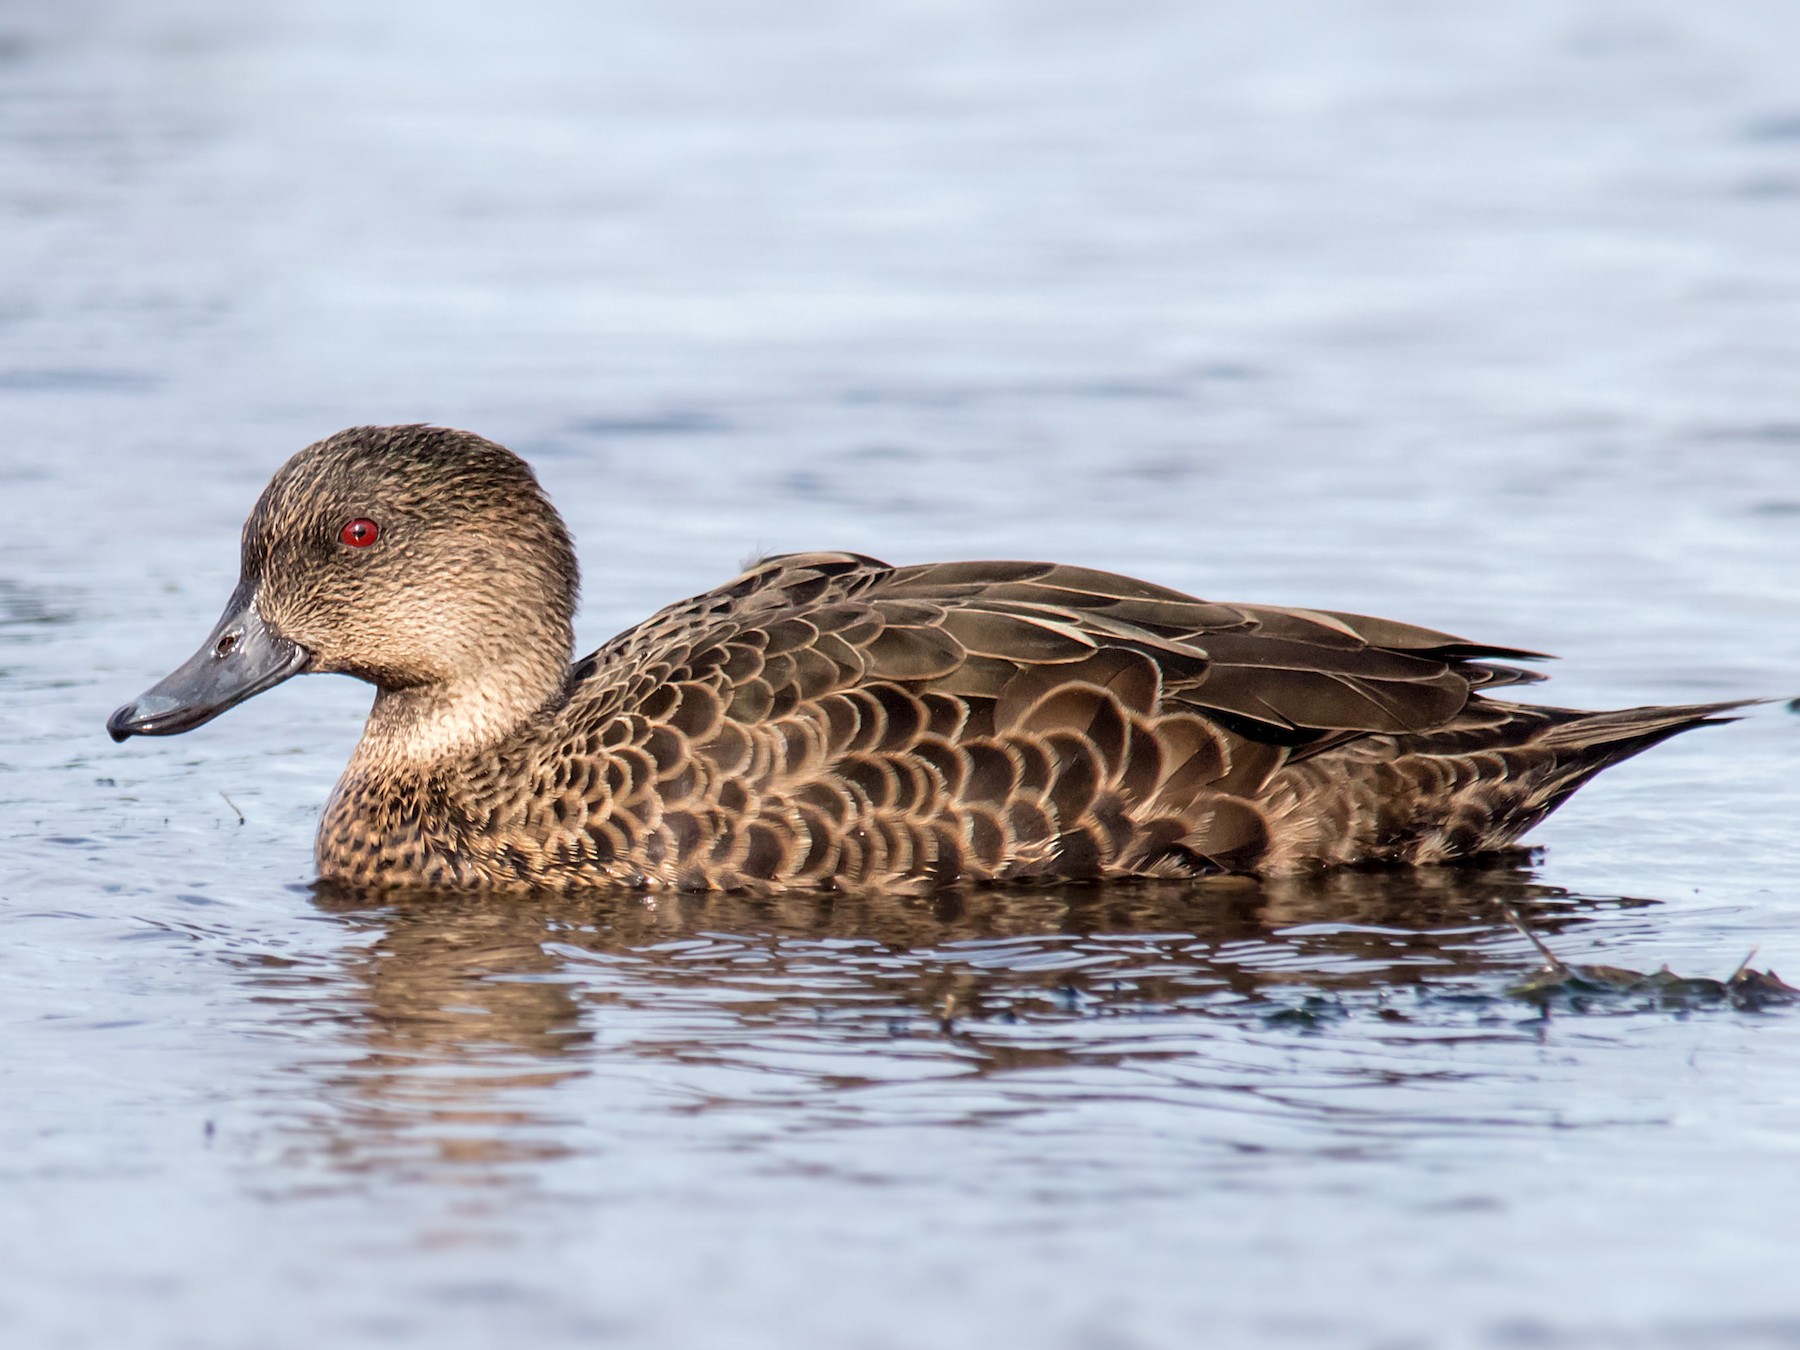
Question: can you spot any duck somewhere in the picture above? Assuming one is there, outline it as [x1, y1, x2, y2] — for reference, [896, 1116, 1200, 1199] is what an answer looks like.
[108, 424, 1743, 894]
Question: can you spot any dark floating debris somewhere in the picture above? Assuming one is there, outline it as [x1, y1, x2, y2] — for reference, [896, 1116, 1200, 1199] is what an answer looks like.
[1501, 902, 1799, 1011]
[1264, 995, 1345, 1029]
[1786, 696, 1800, 714]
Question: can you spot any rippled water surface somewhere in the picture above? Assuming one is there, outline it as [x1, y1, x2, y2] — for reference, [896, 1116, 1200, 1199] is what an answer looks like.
[5, 2, 1800, 1347]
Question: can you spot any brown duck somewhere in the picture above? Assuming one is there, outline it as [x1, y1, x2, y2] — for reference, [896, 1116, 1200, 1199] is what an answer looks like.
[108, 424, 1741, 894]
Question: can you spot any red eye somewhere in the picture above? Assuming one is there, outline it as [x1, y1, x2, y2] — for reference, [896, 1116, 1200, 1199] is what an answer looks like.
[340, 518, 379, 548]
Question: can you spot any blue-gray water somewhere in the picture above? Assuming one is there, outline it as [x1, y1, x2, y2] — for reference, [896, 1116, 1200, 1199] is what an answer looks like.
[4, 2, 1800, 1347]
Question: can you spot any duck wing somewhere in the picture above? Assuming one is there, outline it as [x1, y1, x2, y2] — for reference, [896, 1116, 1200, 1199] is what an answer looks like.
[578, 551, 1540, 738]
[551, 552, 1555, 885]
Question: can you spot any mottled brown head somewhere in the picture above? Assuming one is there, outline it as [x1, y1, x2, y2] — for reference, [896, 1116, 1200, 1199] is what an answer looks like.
[108, 424, 579, 753]
[245, 425, 577, 691]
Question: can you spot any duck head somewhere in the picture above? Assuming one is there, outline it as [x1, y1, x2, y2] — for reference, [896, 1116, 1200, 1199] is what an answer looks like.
[108, 425, 578, 759]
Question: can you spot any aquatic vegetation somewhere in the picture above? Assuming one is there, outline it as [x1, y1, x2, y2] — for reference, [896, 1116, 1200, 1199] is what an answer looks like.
[1503, 905, 1798, 1012]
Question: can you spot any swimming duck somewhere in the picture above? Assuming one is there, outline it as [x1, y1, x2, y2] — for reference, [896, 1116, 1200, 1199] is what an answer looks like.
[108, 424, 1740, 893]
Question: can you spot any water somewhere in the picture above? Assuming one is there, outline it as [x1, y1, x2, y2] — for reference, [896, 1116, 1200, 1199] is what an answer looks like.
[4, 1, 1800, 1346]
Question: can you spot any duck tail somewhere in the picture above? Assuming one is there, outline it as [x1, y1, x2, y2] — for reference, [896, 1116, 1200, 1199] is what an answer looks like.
[1530, 697, 1753, 759]
[1473, 697, 1756, 846]
[1269, 697, 1757, 869]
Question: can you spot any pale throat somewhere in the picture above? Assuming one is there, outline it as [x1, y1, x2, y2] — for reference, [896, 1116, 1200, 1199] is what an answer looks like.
[350, 652, 565, 768]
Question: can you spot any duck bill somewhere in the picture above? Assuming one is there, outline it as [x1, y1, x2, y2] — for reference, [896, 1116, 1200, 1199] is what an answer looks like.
[107, 582, 311, 741]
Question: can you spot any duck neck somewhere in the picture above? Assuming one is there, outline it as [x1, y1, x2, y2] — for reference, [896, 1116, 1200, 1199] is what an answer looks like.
[351, 651, 567, 773]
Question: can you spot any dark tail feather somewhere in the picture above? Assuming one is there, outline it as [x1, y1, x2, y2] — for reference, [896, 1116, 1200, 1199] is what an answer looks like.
[1533, 698, 1754, 757]
[1263, 698, 1756, 867]
[1514, 697, 1756, 825]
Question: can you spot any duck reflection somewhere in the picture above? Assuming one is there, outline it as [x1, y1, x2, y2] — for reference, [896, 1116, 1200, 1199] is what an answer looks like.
[313, 858, 1617, 1050]
[251, 896, 595, 1182]
[263, 860, 1641, 1180]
